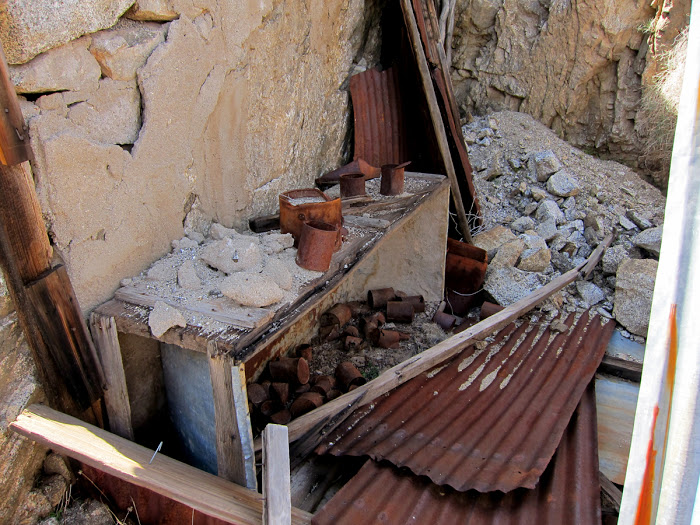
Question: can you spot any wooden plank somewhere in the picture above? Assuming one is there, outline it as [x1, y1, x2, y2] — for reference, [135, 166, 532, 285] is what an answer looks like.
[600, 471, 622, 512]
[90, 313, 134, 440]
[599, 354, 643, 383]
[0, 45, 31, 165]
[342, 215, 391, 229]
[10, 404, 312, 525]
[115, 287, 274, 329]
[262, 424, 291, 525]
[24, 265, 104, 410]
[232, 361, 258, 489]
[276, 234, 613, 458]
[208, 342, 249, 487]
[400, 0, 472, 241]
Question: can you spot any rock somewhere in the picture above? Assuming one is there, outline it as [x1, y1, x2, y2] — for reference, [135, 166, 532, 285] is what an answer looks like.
[473, 225, 517, 259]
[516, 234, 551, 272]
[523, 202, 538, 216]
[148, 301, 186, 337]
[531, 187, 548, 201]
[40, 474, 68, 507]
[199, 237, 262, 274]
[484, 267, 543, 306]
[126, 0, 180, 21]
[260, 233, 295, 254]
[614, 259, 658, 336]
[60, 499, 114, 525]
[177, 260, 201, 289]
[546, 170, 581, 197]
[0, 0, 134, 64]
[508, 157, 522, 170]
[489, 238, 525, 269]
[209, 223, 238, 240]
[9, 37, 101, 93]
[221, 273, 284, 307]
[536, 218, 559, 241]
[17, 491, 52, 522]
[632, 226, 663, 256]
[146, 259, 177, 281]
[603, 244, 629, 274]
[43, 453, 72, 484]
[66, 79, 141, 145]
[576, 281, 606, 306]
[535, 200, 565, 225]
[618, 215, 637, 231]
[89, 20, 168, 81]
[551, 251, 575, 272]
[262, 259, 293, 291]
[187, 232, 205, 244]
[627, 210, 653, 230]
[172, 237, 199, 250]
[529, 150, 562, 182]
[510, 216, 535, 233]
[484, 159, 507, 180]
[562, 196, 576, 209]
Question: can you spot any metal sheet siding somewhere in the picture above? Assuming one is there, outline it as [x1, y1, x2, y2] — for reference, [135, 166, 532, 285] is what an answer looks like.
[318, 312, 614, 493]
[312, 382, 601, 525]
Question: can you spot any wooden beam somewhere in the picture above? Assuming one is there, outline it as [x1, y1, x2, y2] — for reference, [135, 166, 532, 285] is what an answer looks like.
[400, 0, 472, 241]
[208, 342, 256, 489]
[231, 360, 258, 489]
[273, 233, 613, 460]
[599, 354, 643, 383]
[600, 471, 622, 512]
[262, 424, 291, 525]
[90, 313, 134, 440]
[0, 45, 30, 166]
[10, 404, 312, 525]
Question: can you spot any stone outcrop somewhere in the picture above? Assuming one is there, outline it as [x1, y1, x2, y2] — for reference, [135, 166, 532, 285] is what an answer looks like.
[450, 0, 689, 172]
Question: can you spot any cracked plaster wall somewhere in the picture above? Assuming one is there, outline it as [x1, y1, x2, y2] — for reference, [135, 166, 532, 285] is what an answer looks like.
[1, 0, 382, 312]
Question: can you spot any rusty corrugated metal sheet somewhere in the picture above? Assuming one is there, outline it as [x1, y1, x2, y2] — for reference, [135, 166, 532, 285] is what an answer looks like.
[349, 67, 409, 168]
[312, 382, 601, 525]
[317, 311, 614, 493]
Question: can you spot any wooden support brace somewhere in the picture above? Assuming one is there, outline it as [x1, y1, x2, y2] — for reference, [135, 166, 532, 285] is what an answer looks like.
[90, 313, 134, 440]
[263, 424, 291, 525]
[208, 341, 257, 489]
[10, 404, 312, 525]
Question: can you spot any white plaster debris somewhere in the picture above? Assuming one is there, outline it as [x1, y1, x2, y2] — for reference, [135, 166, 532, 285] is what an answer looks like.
[220, 272, 285, 307]
[148, 300, 186, 337]
[177, 259, 201, 289]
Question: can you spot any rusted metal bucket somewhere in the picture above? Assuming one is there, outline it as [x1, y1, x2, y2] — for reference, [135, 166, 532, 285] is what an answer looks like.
[279, 188, 342, 245]
[445, 238, 488, 315]
[339, 172, 366, 198]
[296, 220, 339, 272]
[380, 161, 410, 196]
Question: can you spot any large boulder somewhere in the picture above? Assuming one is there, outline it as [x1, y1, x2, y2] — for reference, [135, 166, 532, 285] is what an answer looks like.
[0, 0, 135, 64]
[614, 258, 658, 336]
[473, 225, 517, 259]
[484, 267, 544, 306]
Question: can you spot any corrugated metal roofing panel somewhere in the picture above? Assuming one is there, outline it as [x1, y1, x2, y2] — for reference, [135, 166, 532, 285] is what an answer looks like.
[312, 382, 602, 525]
[317, 311, 614, 492]
[349, 67, 409, 168]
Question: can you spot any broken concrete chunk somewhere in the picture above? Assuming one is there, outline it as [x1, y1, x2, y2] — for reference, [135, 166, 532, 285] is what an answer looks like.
[262, 258, 293, 291]
[209, 222, 238, 240]
[199, 237, 262, 274]
[484, 267, 544, 306]
[546, 170, 581, 197]
[221, 273, 284, 307]
[614, 259, 658, 336]
[261, 233, 295, 254]
[576, 280, 605, 306]
[187, 232, 205, 244]
[177, 260, 201, 289]
[631, 226, 663, 256]
[149, 300, 186, 337]
[529, 150, 562, 182]
[510, 216, 535, 233]
[146, 259, 177, 281]
[489, 238, 526, 269]
[535, 200, 565, 225]
[473, 225, 517, 259]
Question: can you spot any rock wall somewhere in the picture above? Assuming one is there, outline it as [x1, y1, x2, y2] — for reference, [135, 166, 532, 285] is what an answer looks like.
[450, 0, 690, 173]
[2, 0, 383, 313]
[0, 275, 48, 524]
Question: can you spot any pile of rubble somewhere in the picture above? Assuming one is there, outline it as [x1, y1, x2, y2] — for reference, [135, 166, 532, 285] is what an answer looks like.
[464, 111, 666, 343]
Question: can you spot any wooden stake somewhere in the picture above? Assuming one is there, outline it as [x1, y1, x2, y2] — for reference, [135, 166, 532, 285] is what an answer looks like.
[262, 424, 292, 525]
[90, 313, 134, 439]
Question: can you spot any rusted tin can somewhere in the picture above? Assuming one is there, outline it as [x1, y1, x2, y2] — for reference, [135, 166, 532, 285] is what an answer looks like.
[377, 329, 409, 349]
[380, 162, 408, 196]
[400, 295, 425, 313]
[336, 361, 367, 391]
[279, 188, 342, 245]
[339, 172, 366, 198]
[480, 301, 505, 319]
[386, 301, 414, 323]
[368, 288, 396, 308]
[432, 310, 457, 331]
[296, 220, 339, 272]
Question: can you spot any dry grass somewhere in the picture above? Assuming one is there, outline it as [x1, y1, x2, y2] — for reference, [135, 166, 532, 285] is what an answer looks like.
[638, 27, 688, 189]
